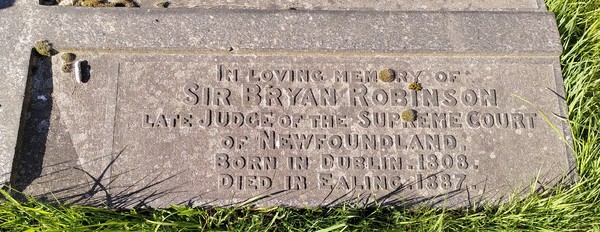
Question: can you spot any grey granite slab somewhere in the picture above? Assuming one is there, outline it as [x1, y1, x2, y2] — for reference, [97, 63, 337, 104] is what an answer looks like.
[2, 0, 575, 208]
[28, 8, 562, 54]
[131, 0, 546, 11]
[0, 0, 36, 185]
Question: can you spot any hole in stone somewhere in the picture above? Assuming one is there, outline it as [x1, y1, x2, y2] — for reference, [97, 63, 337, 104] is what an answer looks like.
[75, 60, 91, 83]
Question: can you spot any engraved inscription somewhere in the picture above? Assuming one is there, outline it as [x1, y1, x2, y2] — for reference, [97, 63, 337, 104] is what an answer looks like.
[126, 61, 551, 204]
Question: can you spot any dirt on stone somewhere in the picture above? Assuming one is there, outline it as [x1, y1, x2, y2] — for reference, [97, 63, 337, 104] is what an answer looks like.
[70, 0, 138, 7]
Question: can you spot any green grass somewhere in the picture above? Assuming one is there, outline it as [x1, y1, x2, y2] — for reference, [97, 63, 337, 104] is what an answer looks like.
[2, 0, 599, 231]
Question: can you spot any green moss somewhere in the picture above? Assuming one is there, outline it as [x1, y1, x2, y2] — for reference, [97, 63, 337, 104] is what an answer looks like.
[378, 69, 395, 82]
[34, 40, 53, 57]
[408, 82, 422, 91]
[60, 53, 76, 63]
[401, 109, 416, 122]
[156, 1, 169, 8]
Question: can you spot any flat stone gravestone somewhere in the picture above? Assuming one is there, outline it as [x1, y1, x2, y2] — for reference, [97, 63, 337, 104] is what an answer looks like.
[1, 0, 576, 208]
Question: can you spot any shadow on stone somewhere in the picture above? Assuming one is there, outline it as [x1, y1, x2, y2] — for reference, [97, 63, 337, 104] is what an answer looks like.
[0, 0, 15, 10]
[12, 145, 184, 208]
[8, 52, 182, 209]
[10, 50, 53, 201]
[321, 171, 473, 208]
[214, 166, 578, 209]
[67, 148, 187, 209]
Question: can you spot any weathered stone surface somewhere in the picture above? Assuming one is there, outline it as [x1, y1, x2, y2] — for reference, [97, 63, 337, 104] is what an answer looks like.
[131, 0, 546, 11]
[0, 0, 35, 186]
[2, 0, 575, 208]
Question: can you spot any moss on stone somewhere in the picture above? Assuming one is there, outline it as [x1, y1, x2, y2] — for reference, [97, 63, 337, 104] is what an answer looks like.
[114, 0, 137, 7]
[78, 0, 115, 7]
[401, 109, 416, 122]
[378, 69, 395, 83]
[73, 0, 137, 7]
[34, 40, 53, 57]
[60, 53, 76, 63]
[62, 63, 73, 73]
[156, 1, 170, 8]
[408, 82, 422, 91]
